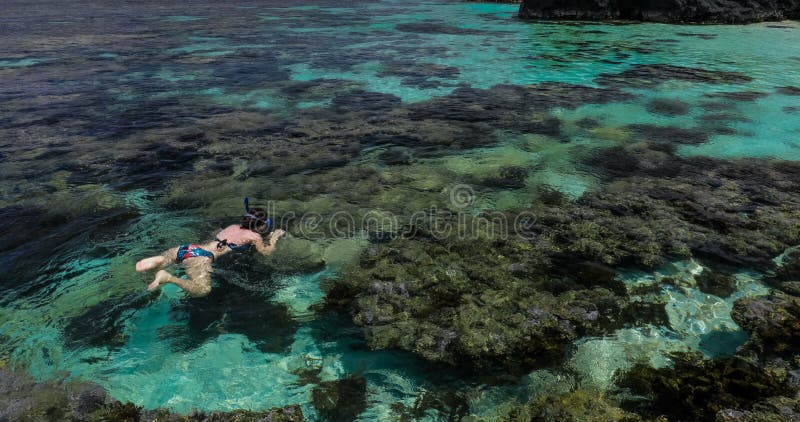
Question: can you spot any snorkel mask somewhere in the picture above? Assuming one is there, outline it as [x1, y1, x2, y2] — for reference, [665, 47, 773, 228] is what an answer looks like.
[244, 197, 274, 233]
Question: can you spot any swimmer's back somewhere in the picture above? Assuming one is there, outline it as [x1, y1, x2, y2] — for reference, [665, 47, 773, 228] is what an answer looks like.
[216, 224, 260, 245]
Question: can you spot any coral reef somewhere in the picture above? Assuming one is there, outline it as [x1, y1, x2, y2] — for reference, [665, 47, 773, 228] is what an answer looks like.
[164, 281, 299, 354]
[731, 292, 800, 358]
[63, 291, 159, 350]
[695, 267, 737, 298]
[617, 352, 797, 421]
[0, 201, 138, 302]
[616, 244, 800, 420]
[716, 395, 800, 421]
[463, 389, 639, 422]
[763, 249, 800, 295]
[595, 64, 752, 89]
[399, 389, 471, 421]
[326, 140, 800, 381]
[526, 390, 640, 422]
[572, 142, 800, 269]
[327, 222, 665, 372]
[310, 374, 367, 422]
[646, 98, 691, 116]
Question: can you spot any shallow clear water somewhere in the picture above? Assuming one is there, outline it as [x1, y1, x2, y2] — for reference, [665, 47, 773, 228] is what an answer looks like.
[1, 0, 799, 419]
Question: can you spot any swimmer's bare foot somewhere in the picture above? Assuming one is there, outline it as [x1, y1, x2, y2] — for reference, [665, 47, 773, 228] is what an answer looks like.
[136, 256, 165, 272]
[147, 270, 172, 291]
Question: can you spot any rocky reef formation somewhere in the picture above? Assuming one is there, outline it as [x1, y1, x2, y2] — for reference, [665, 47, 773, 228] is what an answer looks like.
[602, 251, 800, 422]
[732, 292, 800, 358]
[730, 250, 800, 360]
[518, 0, 800, 23]
[0, 368, 304, 422]
[316, 138, 800, 419]
[326, 221, 677, 373]
[310, 374, 367, 422]
[326, 140, 800, 373]
[327, 229, 642, 372]
[617, 352, 798, 420]
[505, 390, 641, 421]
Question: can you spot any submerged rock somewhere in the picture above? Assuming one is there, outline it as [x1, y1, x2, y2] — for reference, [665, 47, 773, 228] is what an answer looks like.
[527, 390, 640, 422]
[480, 166, 530, 189]
[310, 374, 367, 422]
[314, 140, 800, 384]
[717, 395, 800, 422]
[575, 142, 800, 268]
[63, 291, 159, 351]
[479, 389, 639, 422]
[376, 62, 460, 89]
[763, 249, 800, 295]
[626, 123, 709, 145]
[695, 267, 737, 298]
[395, 22, 504, 36]
[328, 225, 662, 373]
[731, 292, 800, 358]
[398, 389, 470, 421]
[0, 202, 138, 303]
[705, 90, 769, 102]
[646, 98, 691, 116]
[377, 146, 413, 166]
[596, 64, 752, 89]
[617, 353, 797, 421]
[261, 237, 326, 273]
[519, 0, 800, 23]
[777, 86, 800, 96]
[138, 405, 305, 422]
[165, 281, 299, 354]
[321, 140, 800, 375]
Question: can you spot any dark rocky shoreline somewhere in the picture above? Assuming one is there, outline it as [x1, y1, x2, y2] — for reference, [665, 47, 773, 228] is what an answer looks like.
[519, 0, 800, 23]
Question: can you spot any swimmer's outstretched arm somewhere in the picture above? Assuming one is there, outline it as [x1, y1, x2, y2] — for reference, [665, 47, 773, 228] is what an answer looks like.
[253, 229, 286, 256]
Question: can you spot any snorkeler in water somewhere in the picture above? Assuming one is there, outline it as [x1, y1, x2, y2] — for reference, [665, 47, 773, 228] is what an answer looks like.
[135, 199, 285, 296]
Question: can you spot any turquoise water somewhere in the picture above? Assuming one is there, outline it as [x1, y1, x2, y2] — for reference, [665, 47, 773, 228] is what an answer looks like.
[0, 58, 49, 67]
[1, 0, 800, 419]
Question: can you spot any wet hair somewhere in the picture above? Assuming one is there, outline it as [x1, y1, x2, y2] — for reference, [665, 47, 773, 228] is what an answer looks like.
[241, 207, 271, 233]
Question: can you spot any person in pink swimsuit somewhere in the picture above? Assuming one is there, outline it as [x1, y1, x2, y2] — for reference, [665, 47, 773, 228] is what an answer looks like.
[135, 205, 285, 296]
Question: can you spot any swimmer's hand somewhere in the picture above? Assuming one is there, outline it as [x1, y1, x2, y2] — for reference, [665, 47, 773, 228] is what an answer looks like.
[269, 229, 286, 245]
[254, 229, 285, 256]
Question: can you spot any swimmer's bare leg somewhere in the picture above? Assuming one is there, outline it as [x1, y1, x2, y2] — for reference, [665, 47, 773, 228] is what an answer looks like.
[148, 258, 212, 297]
[136, 247, 178, 272]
